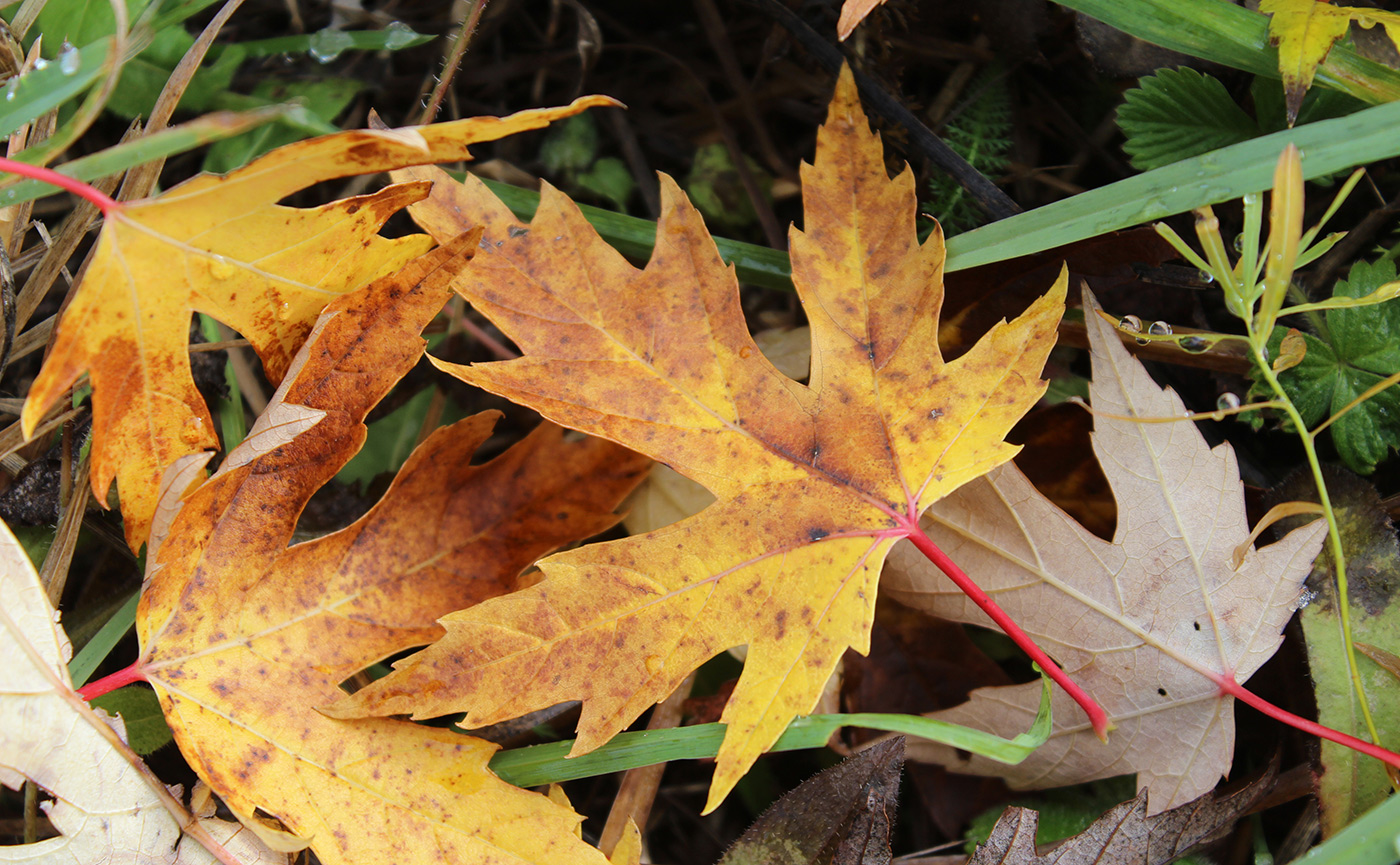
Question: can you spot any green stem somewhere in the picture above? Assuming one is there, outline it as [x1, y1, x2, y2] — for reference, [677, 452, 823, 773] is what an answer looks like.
[1245, 323, 1381, 752]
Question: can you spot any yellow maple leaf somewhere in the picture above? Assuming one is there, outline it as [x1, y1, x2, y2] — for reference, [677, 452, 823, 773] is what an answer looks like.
[1261, 0, 1400, 124]
[20, 96, 611, 551]
[329, 66, 1072, 812]
[132, 235, 651, 864]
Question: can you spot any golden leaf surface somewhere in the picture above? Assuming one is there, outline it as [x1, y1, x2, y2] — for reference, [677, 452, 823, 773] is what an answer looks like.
[22, 96, 612, 551]
[1261, 0, 1400, 123]
[329, 66, 1067, 812]
[881, 290, 1326, 814]
[134, 235, 651, 865]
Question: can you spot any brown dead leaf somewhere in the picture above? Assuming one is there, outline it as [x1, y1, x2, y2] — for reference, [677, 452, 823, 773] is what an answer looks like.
[133, 235, 650, 864]
[968, 766, 1274, 865]
[882, 288, 1326, 814]
[719, 738, 904, 865]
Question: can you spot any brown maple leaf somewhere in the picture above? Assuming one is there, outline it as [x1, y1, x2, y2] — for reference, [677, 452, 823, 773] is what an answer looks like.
[328, 65, 1077, 812]
[21, 96, 611, 550]
[131, 234, 651, 864]
[881, 289, 1327, 813]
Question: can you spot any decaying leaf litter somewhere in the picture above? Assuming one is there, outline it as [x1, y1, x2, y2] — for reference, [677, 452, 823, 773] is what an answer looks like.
[8, 0, 1400, 856]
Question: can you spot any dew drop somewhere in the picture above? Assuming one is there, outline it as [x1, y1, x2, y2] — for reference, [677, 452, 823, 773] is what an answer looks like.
[382, 20, 418, 50]
[1117, 314, 1143, 333]
[58, 44, 80, 75]
[1232, 233, 1245, 252]
[738, 345, 752, 359]
[1179, 335, 1209, 353]
[1216, 392, 1241, 412]
[3, 80, 17, 103]
[31, 58, 47, 71]
[1147, 320, 1172, 337]
[276, 302, 292, 321]
[1197, 269, 1215, 284]
[181, 417, 205, 444]
[307, 28, 354, 63]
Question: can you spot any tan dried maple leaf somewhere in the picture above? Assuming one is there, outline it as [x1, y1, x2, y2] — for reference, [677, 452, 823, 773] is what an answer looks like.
[881, 289, 1327, 814]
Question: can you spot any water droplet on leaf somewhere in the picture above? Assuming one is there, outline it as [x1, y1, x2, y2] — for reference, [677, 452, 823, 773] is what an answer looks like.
[1179, 335, 1209, 353]
[1117, 315, 1143, 333]
[1147, 321, 1172, 337]
[382, 20, 417, 50]
[1216, 393, 1241, 412]
[307, 29, 354, 63]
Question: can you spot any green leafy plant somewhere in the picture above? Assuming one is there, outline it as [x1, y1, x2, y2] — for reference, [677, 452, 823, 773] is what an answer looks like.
[1249, 259, 1400, 473]
[1117, 67, 1366, 170]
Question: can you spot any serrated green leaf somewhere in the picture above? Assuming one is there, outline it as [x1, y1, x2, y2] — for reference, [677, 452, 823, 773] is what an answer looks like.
[1117, 68, 1258, 170]
[1259, 259, 1400, 472]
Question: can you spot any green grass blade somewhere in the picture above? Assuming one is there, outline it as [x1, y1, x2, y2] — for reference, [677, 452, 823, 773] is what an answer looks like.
[1058, 0, 1400, 106]
[488, 675, 1052, 787]
[0, 40, 110, 140]
[0, 106, 291, 206]
[237, 27, 434, 58]
[67, 591, 139, 688]
[944, 97, 1400, 270]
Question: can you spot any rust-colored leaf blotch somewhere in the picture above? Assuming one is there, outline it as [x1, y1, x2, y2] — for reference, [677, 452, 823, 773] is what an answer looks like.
[330, 65, 1066, 812]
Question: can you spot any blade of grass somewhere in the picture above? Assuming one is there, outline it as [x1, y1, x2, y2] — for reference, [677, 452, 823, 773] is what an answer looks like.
[237, 27, 434, 58]
[0, 40, 110, 140]
[489, 675, 1052, 787]
[944, 96, 1400, 269]
[1058, 0, 1400, 106]
[68, 590, 139, 687]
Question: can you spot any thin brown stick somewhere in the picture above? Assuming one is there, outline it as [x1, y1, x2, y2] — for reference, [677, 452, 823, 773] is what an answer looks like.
[598, 673, 696, 857]
[419, 0, 487, 124]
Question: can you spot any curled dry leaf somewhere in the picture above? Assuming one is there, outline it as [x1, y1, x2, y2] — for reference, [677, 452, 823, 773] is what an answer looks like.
[329, 65, 1066, 812]
[21, 95, 612, 550]
[881, 288, 1326, 814]
[133, 236, 651, 865]
[0, 515, 287, 865]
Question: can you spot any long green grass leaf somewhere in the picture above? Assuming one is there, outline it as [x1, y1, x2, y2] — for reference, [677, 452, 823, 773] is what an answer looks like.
[489, 675, 1052, 787]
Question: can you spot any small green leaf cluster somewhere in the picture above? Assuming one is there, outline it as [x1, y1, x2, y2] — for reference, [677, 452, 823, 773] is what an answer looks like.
[1117, 67, 1365, 171]
[1250, 259, 1400, 474]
